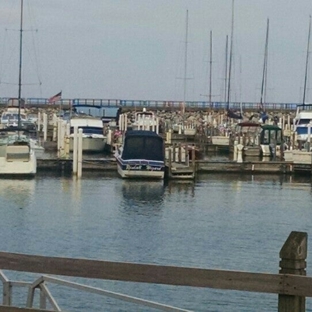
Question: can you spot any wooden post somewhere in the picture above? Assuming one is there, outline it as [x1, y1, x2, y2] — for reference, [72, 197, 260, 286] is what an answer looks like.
[168, 148, 172, 179]
[72, 126, 78, 175]
[77, 128, 83, 178]
[278, 231, 307, 312]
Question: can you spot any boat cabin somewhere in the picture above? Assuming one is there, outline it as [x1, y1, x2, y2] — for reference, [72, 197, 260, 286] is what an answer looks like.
[260, 124, 283, 157]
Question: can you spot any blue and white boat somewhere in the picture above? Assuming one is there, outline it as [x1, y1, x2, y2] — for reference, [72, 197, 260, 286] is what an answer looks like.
[293, 104, 312, 141]
[114, 130, 165, 179]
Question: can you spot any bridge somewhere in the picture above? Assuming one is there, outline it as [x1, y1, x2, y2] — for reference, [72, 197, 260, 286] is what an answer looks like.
[0, 97, 300, 111]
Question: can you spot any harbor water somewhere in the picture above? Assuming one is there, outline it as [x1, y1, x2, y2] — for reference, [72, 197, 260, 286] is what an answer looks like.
[1, 172, 312, 311]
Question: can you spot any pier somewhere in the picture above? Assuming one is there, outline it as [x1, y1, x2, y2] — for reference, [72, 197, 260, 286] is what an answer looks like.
[0, 231, 309, 311]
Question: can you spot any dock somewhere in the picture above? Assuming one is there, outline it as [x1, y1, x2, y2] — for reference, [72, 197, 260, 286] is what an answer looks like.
[36, 158, 303, 176]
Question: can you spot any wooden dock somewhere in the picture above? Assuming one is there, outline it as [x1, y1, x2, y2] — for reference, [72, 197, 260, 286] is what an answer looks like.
[35, 158, 307, 176]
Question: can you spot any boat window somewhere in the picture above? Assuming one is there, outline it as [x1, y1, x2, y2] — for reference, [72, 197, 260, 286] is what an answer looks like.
[263, 130, 270, 144]
[70, 126, 103, 135]
[298, 119, 311, 125]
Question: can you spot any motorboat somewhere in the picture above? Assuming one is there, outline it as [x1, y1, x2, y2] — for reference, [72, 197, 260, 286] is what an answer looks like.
[293, 104, 312, 142]
[69, 116, 106, 152]
[259, 124, 283, 157]
[234, 121, 262, 157]
[115, 130, 165, 179]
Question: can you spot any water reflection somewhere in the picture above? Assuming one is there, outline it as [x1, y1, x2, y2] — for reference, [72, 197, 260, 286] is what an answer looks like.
[120, 180, 165, 214]
[165, 179, 195, 197]
[0, 178, 35, 208]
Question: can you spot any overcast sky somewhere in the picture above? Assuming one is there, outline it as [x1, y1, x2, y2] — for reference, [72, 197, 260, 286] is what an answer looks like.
[0, 0, 311, 104]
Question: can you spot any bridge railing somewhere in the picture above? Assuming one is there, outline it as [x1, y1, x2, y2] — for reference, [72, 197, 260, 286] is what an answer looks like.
[0, 97, 300, 110]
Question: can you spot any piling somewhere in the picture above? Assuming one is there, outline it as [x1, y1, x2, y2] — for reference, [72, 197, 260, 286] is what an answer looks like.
[278, 231, 307, 312]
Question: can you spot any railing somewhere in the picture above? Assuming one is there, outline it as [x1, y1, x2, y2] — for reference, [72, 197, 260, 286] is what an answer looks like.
[0, 97, 301, 110]
[0, 231, 310, 311]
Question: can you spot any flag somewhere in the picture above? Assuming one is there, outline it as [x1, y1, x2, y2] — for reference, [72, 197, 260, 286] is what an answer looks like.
[48, 91, 62, 103]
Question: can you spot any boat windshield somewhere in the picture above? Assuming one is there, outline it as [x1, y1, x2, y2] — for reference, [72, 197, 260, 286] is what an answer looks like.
[122, 136, 164, 161]
[70, 126, 103, 135]
[297, 118, 312, 125]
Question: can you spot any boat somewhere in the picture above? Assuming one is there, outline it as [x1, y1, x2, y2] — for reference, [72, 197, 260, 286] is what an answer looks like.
[0, 98, 37, 132]
[293, 104, 312, 142]
[234, 121, 262, 157]
[294, 17, 312, 144]
[0, 128, 36, 176]
[69, 116, 107, 152]
[114, 130, 165, 179]
[0, 0, 37, 175]
[259, 124, 283, 157]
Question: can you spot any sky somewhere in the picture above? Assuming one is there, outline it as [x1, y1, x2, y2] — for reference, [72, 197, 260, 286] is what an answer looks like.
[0, 0, 311, 104]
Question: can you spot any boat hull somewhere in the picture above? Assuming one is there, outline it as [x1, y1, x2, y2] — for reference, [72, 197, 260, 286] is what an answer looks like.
[116, 158, 165, 179]
[69, 137, 106, 152]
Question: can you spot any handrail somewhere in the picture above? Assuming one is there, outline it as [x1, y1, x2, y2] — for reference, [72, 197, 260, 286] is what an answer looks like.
[0, 97, 302, 110]
[0, 231, 309, 311]
[0, 251, 311, 296]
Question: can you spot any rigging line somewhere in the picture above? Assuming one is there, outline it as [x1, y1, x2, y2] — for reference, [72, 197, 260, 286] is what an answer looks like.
[303, 15, 311, 105]
[26, 0, 43, 91]
[260, 18, 269, 107]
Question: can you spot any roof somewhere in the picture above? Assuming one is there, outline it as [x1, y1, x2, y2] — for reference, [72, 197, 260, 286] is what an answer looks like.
[261, 124, 281, 130]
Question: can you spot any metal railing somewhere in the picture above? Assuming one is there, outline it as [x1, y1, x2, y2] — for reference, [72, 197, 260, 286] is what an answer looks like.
[0, 97, 301, 110]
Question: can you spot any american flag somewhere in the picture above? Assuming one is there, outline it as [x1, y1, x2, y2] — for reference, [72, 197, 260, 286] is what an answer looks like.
[48, 91, 62, 103]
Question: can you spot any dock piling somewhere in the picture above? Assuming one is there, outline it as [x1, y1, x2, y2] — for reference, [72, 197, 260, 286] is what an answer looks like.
[278, 231, 307, 312]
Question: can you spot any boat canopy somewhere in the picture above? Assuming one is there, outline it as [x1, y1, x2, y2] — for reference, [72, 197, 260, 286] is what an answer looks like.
[260, 124, 282, 145]
[122, 130, 164, 161]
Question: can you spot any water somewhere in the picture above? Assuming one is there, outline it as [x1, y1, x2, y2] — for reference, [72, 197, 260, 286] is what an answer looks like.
[1, 172, 312, 311]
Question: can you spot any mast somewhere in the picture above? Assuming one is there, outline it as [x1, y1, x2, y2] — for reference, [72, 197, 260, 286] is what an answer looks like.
[227, 0, 234, 109]
[209, 30, 212, 107]
[260, 18, 269, 110]
[182, 9, 189, 115]
[224, 35, 228, 103]
[303, 15, 311, 105]
[18, 0, 24, 128]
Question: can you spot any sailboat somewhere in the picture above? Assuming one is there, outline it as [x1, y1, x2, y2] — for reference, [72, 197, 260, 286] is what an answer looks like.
[0, 0, 37, 176]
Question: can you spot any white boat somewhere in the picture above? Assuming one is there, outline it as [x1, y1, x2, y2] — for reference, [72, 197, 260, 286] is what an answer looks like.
[294, 18, 312, 142]
[0, 129, 36, 176]
[115, 130, 165, 179]
[293, 104, 312, 141]
[0, 107, 28, 127]
[69, 116, 106, 152]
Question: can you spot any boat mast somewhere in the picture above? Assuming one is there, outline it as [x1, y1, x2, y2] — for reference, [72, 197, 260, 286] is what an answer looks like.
[260, 18, 269, 110]
[209, 30, 212, 108]
[227, 0, 234, 110]
[182, 9, 189, 115]
[18, 0, 24, 128]
[224, 35, 228, 102]
[303, 15, 311, 105]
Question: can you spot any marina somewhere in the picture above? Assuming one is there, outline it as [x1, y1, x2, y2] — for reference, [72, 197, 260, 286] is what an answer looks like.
[2, 1, 312, 311]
